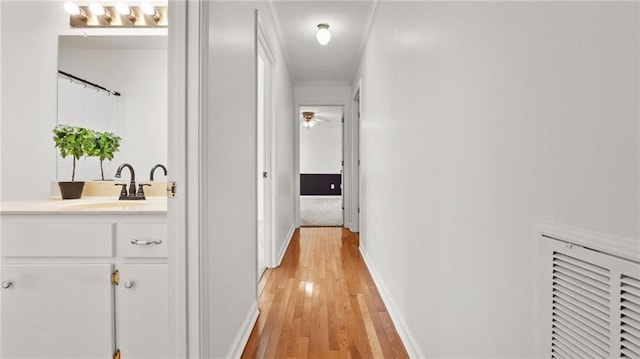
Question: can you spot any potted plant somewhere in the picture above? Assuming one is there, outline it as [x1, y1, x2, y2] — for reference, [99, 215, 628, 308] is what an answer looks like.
[52, 124, 95, 199]
[91, 130, 122, 181]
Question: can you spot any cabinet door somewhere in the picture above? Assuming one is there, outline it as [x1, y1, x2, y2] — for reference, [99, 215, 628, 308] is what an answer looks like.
[1, 264, 114, 359]
[116, 264, 169, 359]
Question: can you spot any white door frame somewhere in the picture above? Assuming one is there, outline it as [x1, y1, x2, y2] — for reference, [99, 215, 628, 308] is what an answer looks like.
[351, 81, 361, 232]
[257, 14, 277, 269]
[168, 1, 208, 357]
[167, 1, 187, 357]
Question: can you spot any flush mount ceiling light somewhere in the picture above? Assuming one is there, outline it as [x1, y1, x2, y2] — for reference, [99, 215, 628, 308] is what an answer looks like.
[316, 23, 331, 45]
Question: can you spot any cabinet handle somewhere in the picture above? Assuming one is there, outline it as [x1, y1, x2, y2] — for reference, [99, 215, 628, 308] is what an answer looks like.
[1, 281, 12, 289]
[124, 281, 134, 289]
[130, 239, 162, 246]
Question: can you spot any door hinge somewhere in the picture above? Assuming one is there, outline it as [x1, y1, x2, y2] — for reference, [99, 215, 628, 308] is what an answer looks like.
[167, 181, 176, 198]
[113, 349, 121, 359]
[263, 171, 268, 179]
[341, 160, 344, 166]
[111, 270, 120, 286]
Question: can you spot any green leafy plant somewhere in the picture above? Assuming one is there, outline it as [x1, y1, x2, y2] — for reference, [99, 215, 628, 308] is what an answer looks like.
[52, 124, 96, 182]
[91, 131, 122, 180]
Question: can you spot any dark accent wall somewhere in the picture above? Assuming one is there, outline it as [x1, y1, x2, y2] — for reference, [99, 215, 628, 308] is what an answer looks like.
[300, 173, 342, 196]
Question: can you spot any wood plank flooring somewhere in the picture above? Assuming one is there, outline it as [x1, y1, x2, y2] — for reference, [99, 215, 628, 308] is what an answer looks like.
[241, 227, 409, 359]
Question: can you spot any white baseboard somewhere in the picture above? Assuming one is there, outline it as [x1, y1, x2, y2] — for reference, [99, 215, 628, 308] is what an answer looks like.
[275, 224, 296, 267]
[225, 302, 259, 359]
[359, 245, 425, 359]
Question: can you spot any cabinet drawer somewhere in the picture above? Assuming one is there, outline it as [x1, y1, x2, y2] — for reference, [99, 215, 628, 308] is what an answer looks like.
[1, 222, 113, 257]
[117, 223, 167, 258]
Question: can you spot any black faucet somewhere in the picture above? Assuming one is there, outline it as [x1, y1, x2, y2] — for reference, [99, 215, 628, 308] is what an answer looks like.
[115, 163, 144, 200]
[150, 164, 167, 181]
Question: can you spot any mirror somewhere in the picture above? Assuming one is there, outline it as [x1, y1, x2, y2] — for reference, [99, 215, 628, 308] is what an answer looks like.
[56, 35, 168, 181]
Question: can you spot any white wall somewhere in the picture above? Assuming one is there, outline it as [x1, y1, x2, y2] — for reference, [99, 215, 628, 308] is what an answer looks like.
[0, 1, 166, 200]
[205, 1, 295, 356]
[356, 2, 639, 357]
[58, 43, 167, 181]
[272, 40, 296, 265]
[300, 119, 342, 174]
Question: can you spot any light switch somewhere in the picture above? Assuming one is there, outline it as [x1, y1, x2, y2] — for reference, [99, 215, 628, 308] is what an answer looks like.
[331, 184, 335, 189]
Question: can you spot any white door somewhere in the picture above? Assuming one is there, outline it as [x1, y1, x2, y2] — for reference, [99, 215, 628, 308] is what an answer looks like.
[0, 264, 114, 359]
[257, 50, 267, 279]
[116, 264, 169, 359]
[257, 23, 274, 280]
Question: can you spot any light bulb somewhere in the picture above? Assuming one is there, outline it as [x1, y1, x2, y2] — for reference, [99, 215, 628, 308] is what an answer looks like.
[316, 24, 331, 45]
[141, 2, 156, 16]
[64, 2, 81, 15]
[115, 1, 131, 16]
[89, 2, 106, 16]
[64, 2, 87, 20]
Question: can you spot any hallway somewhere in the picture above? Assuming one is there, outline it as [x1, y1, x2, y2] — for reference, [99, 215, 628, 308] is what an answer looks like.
[242, 228, 409, 359]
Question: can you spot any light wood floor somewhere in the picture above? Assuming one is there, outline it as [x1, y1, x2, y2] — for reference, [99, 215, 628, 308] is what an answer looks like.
[241, 227, 409, 359]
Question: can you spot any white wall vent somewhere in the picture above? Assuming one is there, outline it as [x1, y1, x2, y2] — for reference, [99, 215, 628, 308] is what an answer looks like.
[544, 236, 640, 358]
[552, 252, 611, 357]
[620, 275, 640, 358]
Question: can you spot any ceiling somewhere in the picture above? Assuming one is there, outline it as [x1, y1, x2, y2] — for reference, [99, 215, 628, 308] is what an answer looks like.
[270, 1, 376, 82]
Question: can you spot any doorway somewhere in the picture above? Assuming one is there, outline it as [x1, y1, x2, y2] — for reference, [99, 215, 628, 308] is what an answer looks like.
[299, 105, 344, 227]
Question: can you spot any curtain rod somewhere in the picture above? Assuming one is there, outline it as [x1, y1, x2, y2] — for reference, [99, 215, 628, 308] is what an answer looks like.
[58, 70, 121, 97]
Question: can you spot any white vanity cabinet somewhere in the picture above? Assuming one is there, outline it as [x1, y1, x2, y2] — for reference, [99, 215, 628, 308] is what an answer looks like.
[116, 264, 169, 358]
[115, 223, 170, 359]
[0, 213, 168, 359]
[1, 263, 115, 358]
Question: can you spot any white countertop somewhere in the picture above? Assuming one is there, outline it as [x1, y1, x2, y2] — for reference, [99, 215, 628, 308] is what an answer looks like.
[0, 197, 167, 215]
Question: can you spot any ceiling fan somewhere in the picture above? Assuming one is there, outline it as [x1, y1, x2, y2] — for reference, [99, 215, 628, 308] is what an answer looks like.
[301, 111, 331, 129]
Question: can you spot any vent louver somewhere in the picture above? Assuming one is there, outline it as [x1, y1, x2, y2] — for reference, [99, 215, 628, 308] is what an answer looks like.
[551, 252, 612, 358]
[620, 275, 640, 358]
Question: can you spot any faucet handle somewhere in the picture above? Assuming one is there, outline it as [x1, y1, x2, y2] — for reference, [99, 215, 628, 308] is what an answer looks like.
[137, 183, 151, 198]
[115, 183, 128, 200]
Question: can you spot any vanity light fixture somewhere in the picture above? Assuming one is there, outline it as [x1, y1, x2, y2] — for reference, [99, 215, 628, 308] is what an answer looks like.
[64, 2, 87, 20]
[64, 2, 167, 27]
[316, 23, 331, 45]
[89, 2, 112, 21]
[141, 2, 161, 21]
